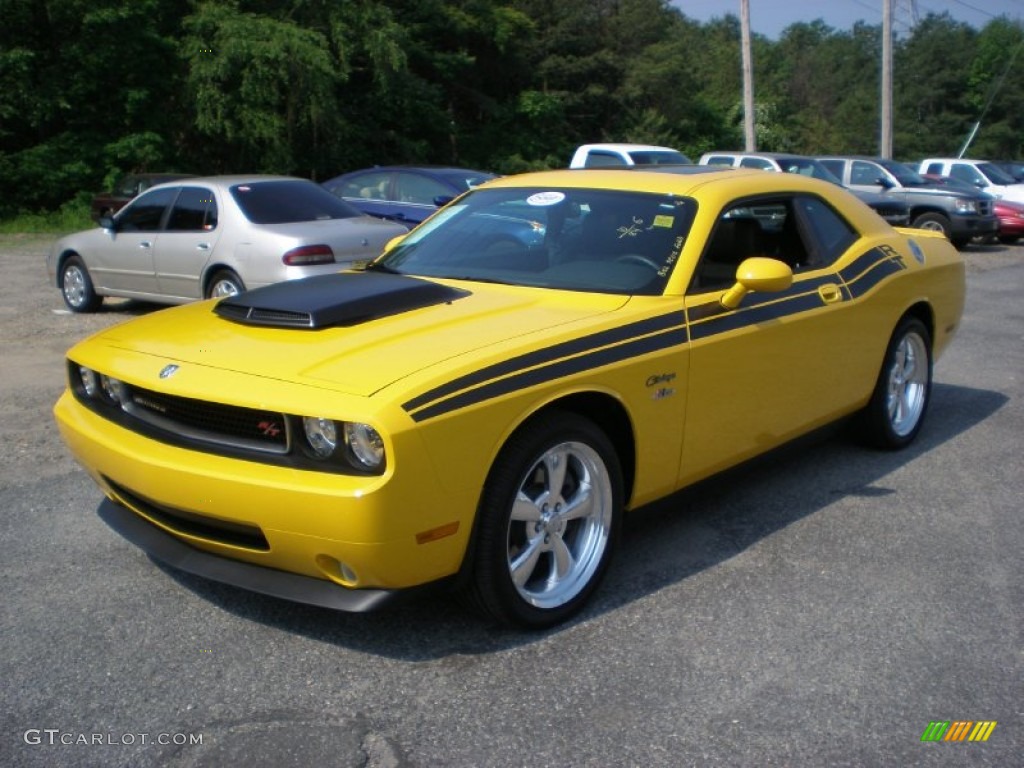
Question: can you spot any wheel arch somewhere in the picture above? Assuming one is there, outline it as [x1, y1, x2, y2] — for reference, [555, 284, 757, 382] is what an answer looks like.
[201, 264, 240, 296]
[55, 248, 82, 287]
[492, 391, 637, 508]
[454, 389, 637, 587]
[907, 205, 949, 223]
[901, 300, 935, 347]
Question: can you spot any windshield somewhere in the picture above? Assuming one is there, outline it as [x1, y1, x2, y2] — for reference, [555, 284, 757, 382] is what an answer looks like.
[433, 169, 497, 191]
[231, 180, 363, 224]
[374, 187, 697, 295]
[878, 160, 928, 186]
[978, 162, 1018, 185]
[778, 158, 842, 184]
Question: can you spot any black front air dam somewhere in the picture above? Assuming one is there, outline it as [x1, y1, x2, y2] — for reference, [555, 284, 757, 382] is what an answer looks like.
[97, 498, 444, 612]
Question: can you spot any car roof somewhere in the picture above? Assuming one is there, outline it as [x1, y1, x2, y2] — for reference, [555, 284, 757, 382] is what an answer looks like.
[333, 165, 494, 175]
[577, 143, 682, 152]
[146, 174, 308, 189]
[484, 166, 828, 196]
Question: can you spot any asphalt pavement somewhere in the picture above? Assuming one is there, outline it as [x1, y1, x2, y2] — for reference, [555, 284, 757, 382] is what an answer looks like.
[1, 238, 1020, 767]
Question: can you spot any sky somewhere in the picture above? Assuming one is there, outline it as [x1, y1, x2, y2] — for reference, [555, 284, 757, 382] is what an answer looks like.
[672, 0, 1024, 39]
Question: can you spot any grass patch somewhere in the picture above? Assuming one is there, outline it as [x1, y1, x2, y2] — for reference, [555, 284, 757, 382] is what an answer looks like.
[0, 199, 92, 234]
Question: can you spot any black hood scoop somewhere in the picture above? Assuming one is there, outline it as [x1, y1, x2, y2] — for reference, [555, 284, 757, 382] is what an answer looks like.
[214, 272, 468, 329]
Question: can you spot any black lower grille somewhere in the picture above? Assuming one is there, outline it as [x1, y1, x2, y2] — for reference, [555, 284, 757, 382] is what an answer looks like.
[104, 476, 270, 551]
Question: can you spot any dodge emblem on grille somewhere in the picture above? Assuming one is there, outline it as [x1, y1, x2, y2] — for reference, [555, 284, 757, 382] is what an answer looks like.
[159, 364, 179, 379]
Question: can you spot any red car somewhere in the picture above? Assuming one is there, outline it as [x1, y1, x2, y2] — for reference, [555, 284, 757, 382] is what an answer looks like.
[992, 198, 1024, 244]
[90, 173, 194, 221]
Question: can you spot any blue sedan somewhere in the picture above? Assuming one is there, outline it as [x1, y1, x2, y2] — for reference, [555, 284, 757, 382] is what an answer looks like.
[322, 166, 496, 228]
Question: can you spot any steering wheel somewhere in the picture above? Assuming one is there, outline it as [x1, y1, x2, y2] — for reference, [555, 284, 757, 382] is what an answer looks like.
[615, 253, 661, 272]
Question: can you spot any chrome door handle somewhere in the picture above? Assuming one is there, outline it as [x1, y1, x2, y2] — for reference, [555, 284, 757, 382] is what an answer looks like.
[196, 243, 210, 250]
[139, 241, 152, 249]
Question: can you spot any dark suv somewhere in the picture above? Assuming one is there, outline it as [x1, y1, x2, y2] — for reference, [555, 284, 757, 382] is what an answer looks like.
[90, 173, 194, 221]
[816, 156, 997, 248]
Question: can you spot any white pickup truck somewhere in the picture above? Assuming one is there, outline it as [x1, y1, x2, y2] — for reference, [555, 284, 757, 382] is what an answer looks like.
[569, 143, 691, 169]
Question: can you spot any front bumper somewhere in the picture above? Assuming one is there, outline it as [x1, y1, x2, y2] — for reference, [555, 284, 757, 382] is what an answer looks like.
[97, 498, 428, 611]
[949, 214, 999, 239]
[55, 391, 475, 597]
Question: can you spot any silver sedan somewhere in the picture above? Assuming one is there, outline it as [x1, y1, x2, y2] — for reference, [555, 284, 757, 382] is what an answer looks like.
[47, 175, 408, 312]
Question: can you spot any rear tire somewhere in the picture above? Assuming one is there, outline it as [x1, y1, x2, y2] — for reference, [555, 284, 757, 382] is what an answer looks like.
[857, 316, 932, 450]
[205, 269, 245, 299]
[465, 411, 623, 629]
[59, 255, 102, 312]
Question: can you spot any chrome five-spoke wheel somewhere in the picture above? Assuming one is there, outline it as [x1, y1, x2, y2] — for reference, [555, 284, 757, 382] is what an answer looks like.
[468, 412, 623, 628]
[860, 316, 932, 449]
[886, 330, 928, 438]
[507, 440, 613, 610]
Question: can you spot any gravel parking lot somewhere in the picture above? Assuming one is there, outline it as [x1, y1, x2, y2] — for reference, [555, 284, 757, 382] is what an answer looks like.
[2, 233, 1021, 766]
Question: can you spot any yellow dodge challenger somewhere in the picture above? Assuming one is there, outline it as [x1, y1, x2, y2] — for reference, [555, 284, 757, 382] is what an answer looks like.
[54, 167, 966, 628]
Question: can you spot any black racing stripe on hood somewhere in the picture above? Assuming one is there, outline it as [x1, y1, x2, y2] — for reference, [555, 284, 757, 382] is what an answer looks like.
[214, 272, 468, 329]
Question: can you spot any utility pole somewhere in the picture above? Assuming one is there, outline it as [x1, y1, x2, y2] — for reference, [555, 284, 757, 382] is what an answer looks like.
[881, 0, 893, 157]
[741, 0, 755, 150]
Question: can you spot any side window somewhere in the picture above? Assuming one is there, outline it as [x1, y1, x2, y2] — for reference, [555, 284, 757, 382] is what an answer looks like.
[335, 171, 391, 200]
[851, 161, 881, 185]
[740, 157, 774, 171]
[922, 162, 943, 176]
[116, 187, 177, 232]
[949, 164, 985, 186]
[704, 155, 736, 167]
[394, 173, 449, 205]
[794, 196, 856, 265]
[690, 195, 849, 293]
[583, 151, 628, 168]
[818, 159, 844, 179]
[166, 187, 218, 231]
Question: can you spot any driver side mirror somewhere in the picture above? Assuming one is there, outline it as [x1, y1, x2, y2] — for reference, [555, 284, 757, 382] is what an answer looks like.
[719, 257, 793, 310]
[98, 215, 117, 231]
[876, 176, 895, 189]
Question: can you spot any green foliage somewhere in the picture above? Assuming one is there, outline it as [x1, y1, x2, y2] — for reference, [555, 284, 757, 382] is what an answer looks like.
[2, 0, 1023, 225]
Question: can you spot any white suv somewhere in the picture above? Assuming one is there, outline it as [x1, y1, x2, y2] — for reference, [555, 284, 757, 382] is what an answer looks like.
[569, 143, 691, 169]
[918, 158, 1024, 203]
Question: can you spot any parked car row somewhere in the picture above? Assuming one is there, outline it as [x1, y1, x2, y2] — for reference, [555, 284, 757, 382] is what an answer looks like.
[66, 146, 1023, 318]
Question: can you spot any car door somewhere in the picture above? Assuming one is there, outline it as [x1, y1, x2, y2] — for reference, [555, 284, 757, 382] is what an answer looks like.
[94, 187, 177, 293]
[678, 194, 874, 486]
[154, 186, 221, 299]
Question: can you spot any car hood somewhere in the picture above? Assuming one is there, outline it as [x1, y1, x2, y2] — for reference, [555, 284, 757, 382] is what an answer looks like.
[89, 274, 629, 396]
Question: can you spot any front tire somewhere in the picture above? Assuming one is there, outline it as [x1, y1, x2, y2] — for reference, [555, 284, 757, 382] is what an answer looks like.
[911, 212, 954, 243]
[466, 412, 623, 628]
[59, 255, 102, 312]
[858, 316, 932, 450]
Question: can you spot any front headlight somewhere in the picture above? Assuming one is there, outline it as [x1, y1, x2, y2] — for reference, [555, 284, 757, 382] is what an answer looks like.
[344, 422, 385, 471]
[302, 417, 386, 472]
[954, 199, 978, 214]
[100, 375, 128, 406]
[303, 417, 339, 459]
